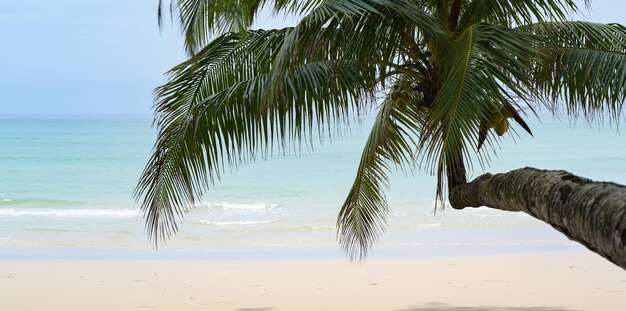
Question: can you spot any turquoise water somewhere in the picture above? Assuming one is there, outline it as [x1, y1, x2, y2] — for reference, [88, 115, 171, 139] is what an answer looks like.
[0, 114, 624, 259]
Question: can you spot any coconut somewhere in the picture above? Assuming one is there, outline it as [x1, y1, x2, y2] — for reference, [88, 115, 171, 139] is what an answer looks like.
[494, 119, 509, 136]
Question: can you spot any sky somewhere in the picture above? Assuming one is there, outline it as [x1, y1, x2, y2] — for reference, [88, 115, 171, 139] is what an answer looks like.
[0, 0, 623, 117]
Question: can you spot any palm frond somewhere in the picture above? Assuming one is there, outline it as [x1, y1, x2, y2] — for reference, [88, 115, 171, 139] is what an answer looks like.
[164, 0, 336, 54]
[420, 23, 539, 202]
[338, 84, 424, 260]
[526, 21, 626, 119]
[421, 26, 481, 202]
[176, 0, 265, 54]
[136, 28, 377, 243]
[144, 0, 626, 260]
[266, 0, 444, 99]
[460, 0, 584, 28]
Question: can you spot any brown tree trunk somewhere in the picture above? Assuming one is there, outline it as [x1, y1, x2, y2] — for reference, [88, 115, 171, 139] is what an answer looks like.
[449, 167, 626, 270]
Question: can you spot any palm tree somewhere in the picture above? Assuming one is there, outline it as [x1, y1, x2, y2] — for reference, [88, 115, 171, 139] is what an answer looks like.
[137, 0, 626, 268]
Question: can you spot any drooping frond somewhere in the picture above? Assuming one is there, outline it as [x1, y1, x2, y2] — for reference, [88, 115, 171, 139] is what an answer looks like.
[266, 0, 443, 89]
[136, 31, 251, 241]
[459, 0, 584, 28]
[421, 26, 481, 202]
[337, 84, 425, 260]
[525, 21, 626, 119]
[469, 23, 541, 152]
[420, 23, 540, 202]
[176, 0, 263, 53]
[142, 0, 449, 249]
[160, 0, 328, 54]
[136, 28, 378, 243]
[144, 0, 626, 260]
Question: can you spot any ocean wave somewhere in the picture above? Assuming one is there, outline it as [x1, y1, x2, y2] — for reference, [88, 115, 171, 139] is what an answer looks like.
[194, 220, 276, 226]
[0, 208, 139, 217]
[22, 228, 78, 233]
[478, 214, 505, 218]
[205, 202, 279, 210]
[311, 225, 334, 230]
[417, 223, 442, 229]
[0, 198, 87, 207]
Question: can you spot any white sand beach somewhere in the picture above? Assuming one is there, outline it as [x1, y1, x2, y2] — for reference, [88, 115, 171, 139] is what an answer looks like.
[1, 251, 624, 311]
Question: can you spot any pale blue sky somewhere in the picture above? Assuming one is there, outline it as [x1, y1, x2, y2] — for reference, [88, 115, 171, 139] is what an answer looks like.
[0, 0, 623, 116]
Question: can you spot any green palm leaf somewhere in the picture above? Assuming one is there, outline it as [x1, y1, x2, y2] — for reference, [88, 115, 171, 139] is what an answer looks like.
[141, 0, 626, 259]
[338, 80, 425, 260]
[460, 0, 585, 28]
[526, 21, 626, 118]
[136, 28, 378, 243]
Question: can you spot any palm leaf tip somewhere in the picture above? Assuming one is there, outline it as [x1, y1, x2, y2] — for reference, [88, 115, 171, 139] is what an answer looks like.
[337, 193, 390, 260]
[337, 92, 421, 260]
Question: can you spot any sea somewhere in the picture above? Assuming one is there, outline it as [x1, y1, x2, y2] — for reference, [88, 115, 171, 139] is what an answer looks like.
[0, 113, 624, 260]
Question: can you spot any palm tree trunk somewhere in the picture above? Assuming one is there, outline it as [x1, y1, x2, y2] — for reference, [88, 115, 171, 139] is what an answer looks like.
[449, 167, 626, 270]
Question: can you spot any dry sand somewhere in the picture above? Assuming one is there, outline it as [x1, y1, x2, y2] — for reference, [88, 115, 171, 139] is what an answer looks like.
[1, 251, 625, 311]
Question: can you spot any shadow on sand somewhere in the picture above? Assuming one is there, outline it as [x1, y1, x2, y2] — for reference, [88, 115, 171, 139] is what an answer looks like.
[235, 303, 579, 311]
[236, 304, 578, 311]
[397, 303, 579, 311]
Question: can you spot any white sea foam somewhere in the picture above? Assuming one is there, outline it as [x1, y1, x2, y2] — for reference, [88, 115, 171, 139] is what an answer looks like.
[479, 214, 504, 218]
[196, 220, 276, 226]
[207, 202, 278, 210]
[474, 206, 491, 210]
[417, 223, 442, 229]
[311, 225, 334, 230]
[0, 208, 139, 217]
[2, 199, 12, 202]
